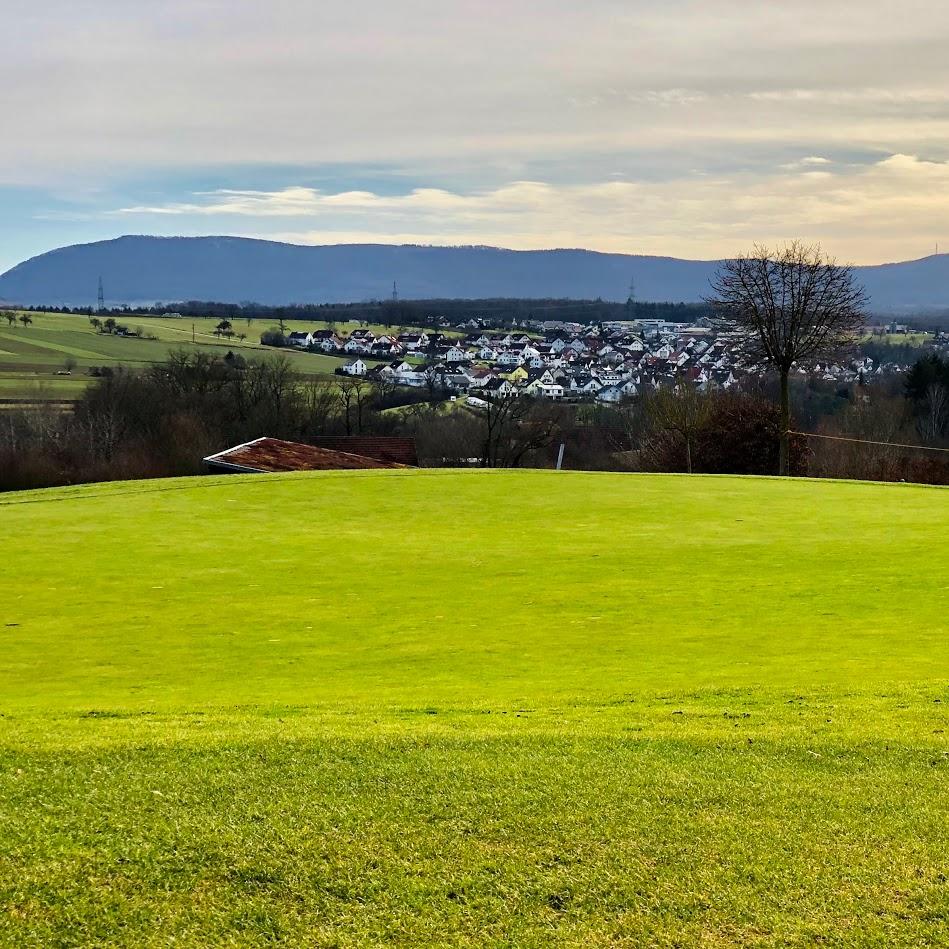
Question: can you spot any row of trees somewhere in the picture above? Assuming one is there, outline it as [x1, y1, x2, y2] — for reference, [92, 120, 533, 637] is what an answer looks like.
[22, 298, 717, 331]
[3, 312, 32, 327]
[2, 350, 946, 492]
[0, 353, 553, 490]
[904, 354, 949, 442]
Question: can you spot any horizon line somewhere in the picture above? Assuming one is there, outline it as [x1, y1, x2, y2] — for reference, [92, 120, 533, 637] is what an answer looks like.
[5, 233, 947, 272]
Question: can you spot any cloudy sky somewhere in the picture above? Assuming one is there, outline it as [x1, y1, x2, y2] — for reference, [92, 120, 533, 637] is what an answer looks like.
[3, 0, 949, 272]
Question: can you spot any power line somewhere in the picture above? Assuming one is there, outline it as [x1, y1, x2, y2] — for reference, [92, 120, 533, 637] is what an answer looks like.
[789, 430, 949, 454]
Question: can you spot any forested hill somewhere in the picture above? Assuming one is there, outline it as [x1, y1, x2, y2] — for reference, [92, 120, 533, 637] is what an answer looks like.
[2, 235, 948, 313]
[0, 238, 715, 306]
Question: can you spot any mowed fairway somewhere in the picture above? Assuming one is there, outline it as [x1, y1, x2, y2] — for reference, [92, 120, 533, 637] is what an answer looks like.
[1, 471, 948, 946]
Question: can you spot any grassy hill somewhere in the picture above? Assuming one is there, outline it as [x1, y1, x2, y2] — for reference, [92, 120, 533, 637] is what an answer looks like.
[0, 312, 363, 401]
[1, 471, 948, 945]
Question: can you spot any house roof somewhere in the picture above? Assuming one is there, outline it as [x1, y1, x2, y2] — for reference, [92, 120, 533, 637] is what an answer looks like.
[308, 436, 419, 466]
[203, 437, 405, 473]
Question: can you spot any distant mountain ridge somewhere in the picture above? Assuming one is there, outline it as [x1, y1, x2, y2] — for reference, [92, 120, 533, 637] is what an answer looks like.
[0, 235, 947, 312]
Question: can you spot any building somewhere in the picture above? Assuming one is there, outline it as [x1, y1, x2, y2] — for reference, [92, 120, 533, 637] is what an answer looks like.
[203, 437, 409, 473]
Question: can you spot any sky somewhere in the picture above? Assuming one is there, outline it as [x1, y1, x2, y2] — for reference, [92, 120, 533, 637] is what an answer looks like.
[3, 0, 949, 273]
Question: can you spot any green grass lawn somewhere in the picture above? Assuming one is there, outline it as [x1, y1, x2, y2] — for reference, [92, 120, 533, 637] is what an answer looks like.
[1, 471, 947, 945]
[0, 372, 93, 400]
[864, 332, 934, 346]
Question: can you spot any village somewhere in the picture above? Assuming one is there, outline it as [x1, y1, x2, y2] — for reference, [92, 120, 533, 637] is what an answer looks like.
[280, 319, 942, 402]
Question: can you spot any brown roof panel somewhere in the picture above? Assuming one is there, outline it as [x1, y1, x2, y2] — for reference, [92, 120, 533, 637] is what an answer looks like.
[307, 436, 418, 467]
[204, 437, 405, 473]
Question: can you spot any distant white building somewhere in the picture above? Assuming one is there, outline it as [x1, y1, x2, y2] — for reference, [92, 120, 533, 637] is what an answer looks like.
[341, 358, 367, 376]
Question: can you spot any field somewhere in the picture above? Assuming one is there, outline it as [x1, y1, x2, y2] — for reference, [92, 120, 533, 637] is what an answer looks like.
[865, 332, 935, 346]
[0, 312, 398, 400]
[1, 471, 947, 945]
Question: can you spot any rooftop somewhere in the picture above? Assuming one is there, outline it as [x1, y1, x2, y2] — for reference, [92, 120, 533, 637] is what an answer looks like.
[203, 437, 406, 474]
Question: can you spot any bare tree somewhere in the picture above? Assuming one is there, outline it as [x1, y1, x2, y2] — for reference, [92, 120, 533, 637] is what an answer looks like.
[920, 383, 948, 443]
[810, 391, 912, 481]
[301, 379, 342, 435]
[709, 242, 867, 474]
[481, 392, 565, 467]
[646, 378, 711, 474]
[336, 377, 372, 435]
[259, 356, 299, 433]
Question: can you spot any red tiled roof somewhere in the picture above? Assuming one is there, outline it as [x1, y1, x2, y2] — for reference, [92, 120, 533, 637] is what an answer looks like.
[203, 437, 405, 473]
[308, 436, 418, 466]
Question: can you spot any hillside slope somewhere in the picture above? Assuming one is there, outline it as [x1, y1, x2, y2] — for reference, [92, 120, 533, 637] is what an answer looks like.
[2, 235, 948, 310]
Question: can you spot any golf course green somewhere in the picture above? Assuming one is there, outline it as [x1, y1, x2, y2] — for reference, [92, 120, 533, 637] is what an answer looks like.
[1, 470, 947, 945]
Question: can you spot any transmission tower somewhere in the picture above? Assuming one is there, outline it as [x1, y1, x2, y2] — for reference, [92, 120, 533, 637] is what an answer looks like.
[97, 276, 105, 313]
[626, 276, 636, 319]
[392, 280, 399, 303]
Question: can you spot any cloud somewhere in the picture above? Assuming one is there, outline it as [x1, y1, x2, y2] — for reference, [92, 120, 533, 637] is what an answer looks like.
[93, 155, 949, 263]
[4, 1, 949, 266]
[3, 1, 949, 183]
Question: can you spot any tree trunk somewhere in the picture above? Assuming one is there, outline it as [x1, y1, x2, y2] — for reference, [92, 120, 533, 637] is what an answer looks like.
[684, 436, 692, 474]
[779, 369, 790, 476]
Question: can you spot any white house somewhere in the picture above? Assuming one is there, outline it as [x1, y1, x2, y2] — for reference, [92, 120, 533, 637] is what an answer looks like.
[481, 377, 514, 397]
[394, 368, 428, 387]
[445, 368, 473, 390]
[399, 333, 429, 351]
[530, 381, 564, 399]
[596, 379, 638, 403]
[341, 358, 368, 376]
[344, 337, 372, 354]
[316, 335, 344, 352]
[571, 374, 603, 394]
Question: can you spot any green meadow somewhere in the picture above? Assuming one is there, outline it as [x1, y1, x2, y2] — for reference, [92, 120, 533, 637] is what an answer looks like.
[1, 471, 948, 945]
[0, 312, 394, 399]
